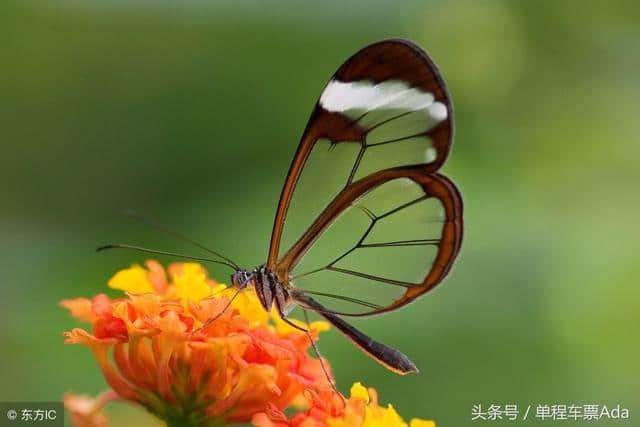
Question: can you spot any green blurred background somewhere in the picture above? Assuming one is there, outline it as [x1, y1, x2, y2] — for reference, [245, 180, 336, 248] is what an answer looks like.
[2, 1, 639, 426]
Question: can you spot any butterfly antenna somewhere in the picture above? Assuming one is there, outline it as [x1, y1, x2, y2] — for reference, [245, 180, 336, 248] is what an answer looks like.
[124, 209, 240, 270]
[97, 243, 237, 271]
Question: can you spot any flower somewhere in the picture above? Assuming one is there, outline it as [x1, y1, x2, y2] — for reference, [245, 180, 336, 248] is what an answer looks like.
[63, 390, 117, 427]
[62, 260, 437, 427]
[252, 382, 435, 427]
[61, 260, 332, 426]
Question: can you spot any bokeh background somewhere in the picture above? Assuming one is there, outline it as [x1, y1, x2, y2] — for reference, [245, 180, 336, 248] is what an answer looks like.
[2, 1, 639, 426]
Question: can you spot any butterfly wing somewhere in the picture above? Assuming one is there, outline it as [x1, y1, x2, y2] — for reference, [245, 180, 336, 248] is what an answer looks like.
[267, 39, 454, 265]
[287, 168, 462, 316]
[268, 39, 462, 316]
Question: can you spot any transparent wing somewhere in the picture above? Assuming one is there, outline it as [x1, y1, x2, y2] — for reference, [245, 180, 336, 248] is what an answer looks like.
[267, 40, 462, 316]
[283, 169, 462, 316]
[267, 39, 454, 267]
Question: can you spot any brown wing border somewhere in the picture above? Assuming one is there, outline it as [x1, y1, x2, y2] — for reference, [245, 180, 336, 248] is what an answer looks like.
[267, 39, 455, 268]
[280, 167, 463, 316]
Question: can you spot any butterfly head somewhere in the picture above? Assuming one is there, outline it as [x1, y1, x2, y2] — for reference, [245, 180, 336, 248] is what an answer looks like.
[231, 269, 252, 289]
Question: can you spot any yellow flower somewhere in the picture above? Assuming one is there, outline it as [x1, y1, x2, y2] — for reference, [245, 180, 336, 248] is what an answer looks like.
[107, 264, 154, 293]
[407, 421, 436, 427]
[253, 382, 435, 427]
[172, 263, 216, 305]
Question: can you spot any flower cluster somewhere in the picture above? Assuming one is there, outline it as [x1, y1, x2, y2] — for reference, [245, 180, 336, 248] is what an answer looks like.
[253, 382, 434, 427]
[61, 260, 435, 426]
[62, 261, 330, 425]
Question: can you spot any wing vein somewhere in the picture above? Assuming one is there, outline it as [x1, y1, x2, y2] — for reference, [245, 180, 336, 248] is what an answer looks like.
[377, 195, 429, 220]
[365, 110, 413, 134]
[326, 265, 415, 288]
[346, 145, 367, 187]
[359, 239, 440, 247]
[366, 131, 429, 148]
[294, 289, 382, 309]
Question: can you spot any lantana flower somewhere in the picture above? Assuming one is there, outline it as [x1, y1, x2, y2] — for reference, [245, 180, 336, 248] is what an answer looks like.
[252, 382, 434, 427]
[61, 260, 436, 427]
[62, 261, 331, 426]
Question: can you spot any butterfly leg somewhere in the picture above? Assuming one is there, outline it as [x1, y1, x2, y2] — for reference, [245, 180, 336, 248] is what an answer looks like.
[277, 308, 340, 395]
[191, 287, 242, 335]
[281, 300, 297, 317]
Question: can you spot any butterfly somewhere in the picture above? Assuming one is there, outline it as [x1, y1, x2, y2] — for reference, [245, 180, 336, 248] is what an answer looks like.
[102, 39, 463, 377]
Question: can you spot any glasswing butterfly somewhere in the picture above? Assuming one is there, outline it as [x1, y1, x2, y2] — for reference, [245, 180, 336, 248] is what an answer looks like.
[101, 39, 463, 378]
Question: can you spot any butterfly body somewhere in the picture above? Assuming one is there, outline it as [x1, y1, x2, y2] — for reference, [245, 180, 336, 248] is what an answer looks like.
[232, 265, 291, 313]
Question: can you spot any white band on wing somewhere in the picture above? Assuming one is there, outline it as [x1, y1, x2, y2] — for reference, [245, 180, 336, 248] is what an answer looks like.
[319, 79, 442, 116]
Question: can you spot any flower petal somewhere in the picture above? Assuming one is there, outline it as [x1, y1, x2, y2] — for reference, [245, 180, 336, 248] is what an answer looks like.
[409, 420, 436, 427]
[63, 390, 117, 427]
[108, 265, 154, 294]
[173, 263, 214, 304]
[60, 298, 97, 324]
[350, 382, 370, 403]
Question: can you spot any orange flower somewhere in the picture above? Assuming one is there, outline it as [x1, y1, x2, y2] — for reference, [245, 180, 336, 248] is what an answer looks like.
[63, 390, 117, 427]
[252, 382, 435, 427]
[61, 260, 332, 426]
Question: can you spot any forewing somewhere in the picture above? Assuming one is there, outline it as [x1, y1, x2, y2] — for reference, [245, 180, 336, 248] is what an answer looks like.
[267, 39, 454, 268]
